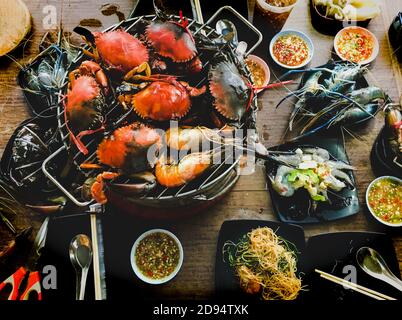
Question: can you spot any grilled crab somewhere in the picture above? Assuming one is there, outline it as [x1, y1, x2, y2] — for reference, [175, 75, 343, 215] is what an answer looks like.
[81, 123, 161, 204]
[118, 68, 206, 121]
[65, 60, 109, 155]
[208, 60, 251, 127]
[145, 9, 202, 74]
[74, 27, 149, 76]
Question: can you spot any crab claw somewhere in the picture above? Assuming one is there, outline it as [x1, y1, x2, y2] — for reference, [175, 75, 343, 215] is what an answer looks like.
[179, 81, 206, 97]
[90, 172, 157, 204]
[79, 61, 109, 95]
[109, 172, 157, 196]
[90, 172, 120, 204]
[187, 57, 203, 73]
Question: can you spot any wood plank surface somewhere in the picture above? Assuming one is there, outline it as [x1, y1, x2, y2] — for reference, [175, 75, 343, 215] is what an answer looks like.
[0, 0, 401, 300]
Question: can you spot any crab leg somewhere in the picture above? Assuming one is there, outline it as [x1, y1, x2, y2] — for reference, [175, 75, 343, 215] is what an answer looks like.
[124, 62, 152, 81]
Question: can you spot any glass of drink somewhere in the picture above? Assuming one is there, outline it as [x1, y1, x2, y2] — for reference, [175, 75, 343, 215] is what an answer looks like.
[254, 0, 299, 33]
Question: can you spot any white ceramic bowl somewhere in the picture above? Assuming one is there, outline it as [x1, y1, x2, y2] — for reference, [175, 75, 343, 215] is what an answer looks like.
[245, 54, 271, 93]
[366, 176, 402, 227]
[334, 26, 379, 65]
[269, 30, 314, 69]
[130, 229, 184, 284]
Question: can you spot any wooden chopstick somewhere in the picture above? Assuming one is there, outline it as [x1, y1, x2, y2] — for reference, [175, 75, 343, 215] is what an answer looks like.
[91, 214, 101, 300]
[315, 269, 397, 301]
[319, 274, 383, 300]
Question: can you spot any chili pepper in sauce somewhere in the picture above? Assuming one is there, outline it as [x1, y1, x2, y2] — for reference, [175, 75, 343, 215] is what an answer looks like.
[273, 35, 309, 67]
[336, 29, 374, 63]
[135, 232, 180, 279]
[368, 178, 402, 224]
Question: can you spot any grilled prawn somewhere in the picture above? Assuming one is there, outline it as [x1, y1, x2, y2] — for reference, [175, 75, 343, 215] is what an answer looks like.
[155, 152, 212, 188]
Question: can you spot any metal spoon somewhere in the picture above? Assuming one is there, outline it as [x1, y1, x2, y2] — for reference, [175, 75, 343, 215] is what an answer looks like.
[69, 234, 93, 300]
[215, 19, 248, 56]
[356, 247, 402, 292]
[216, 19, 239, 44]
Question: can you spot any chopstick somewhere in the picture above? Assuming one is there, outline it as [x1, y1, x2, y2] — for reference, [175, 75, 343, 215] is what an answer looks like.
[315, 269, 397, 301]
[190, 0, 204, 24]
[91, 214, 102, 300]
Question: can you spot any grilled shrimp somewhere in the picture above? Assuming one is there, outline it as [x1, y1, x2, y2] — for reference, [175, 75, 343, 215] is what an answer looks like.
[165, 126, 223, 151]
[155, 152, 212, 188]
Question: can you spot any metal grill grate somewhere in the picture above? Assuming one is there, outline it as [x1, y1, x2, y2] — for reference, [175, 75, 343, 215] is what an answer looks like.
[42, 7, 262, 207]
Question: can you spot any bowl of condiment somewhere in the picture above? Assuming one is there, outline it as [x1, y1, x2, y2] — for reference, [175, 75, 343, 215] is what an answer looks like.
[366, 176, 402, 227]
[130, 229, 184, 284]
[334, 26, 379, 64]
[310, 0, 379, 35]
[245, 55, 270, 93]
[269, 30, 314, 69]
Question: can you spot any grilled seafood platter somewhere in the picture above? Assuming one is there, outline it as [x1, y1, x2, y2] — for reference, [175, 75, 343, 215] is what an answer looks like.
[7, 4, 284, 210]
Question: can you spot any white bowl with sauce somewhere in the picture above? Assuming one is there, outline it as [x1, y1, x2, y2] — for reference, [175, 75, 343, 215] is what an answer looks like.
[366, 176, 402, 228]
[130, 229, 184, 284]
[334, 26, 379, 65]
[269, 30, 314, 69]
[245, 55, 271, 93]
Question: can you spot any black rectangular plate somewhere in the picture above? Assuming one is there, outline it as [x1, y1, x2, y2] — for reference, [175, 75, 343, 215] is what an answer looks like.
[265, 136, 360, 224]
[303, 231, 402, 301]
[214, 219, 306, 301]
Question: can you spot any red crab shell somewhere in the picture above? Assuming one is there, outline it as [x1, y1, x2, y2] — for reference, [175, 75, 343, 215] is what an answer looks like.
[94, 30, 149, 73]
[132, 80, 191, 121]
[97, 123, 161, 173]
[66, 76, 103, 137]
[146, 21, 197, 63]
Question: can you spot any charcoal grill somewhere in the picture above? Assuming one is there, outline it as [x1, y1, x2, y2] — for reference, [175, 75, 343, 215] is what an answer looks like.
[42, 6, 263, 216]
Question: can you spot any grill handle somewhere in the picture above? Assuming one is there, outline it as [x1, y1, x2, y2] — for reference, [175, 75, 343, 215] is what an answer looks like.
[42, 146, 93, 207]
[198, 6, 263, 56]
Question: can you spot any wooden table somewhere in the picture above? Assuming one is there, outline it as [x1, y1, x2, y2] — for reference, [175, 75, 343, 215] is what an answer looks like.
[0, 0, 401, 299]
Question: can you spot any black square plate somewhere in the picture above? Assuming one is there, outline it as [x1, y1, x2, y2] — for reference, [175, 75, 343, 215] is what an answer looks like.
[214, 219, 306, 301]
[265, 136, 360, 224]
[303, 232, 402, 301]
